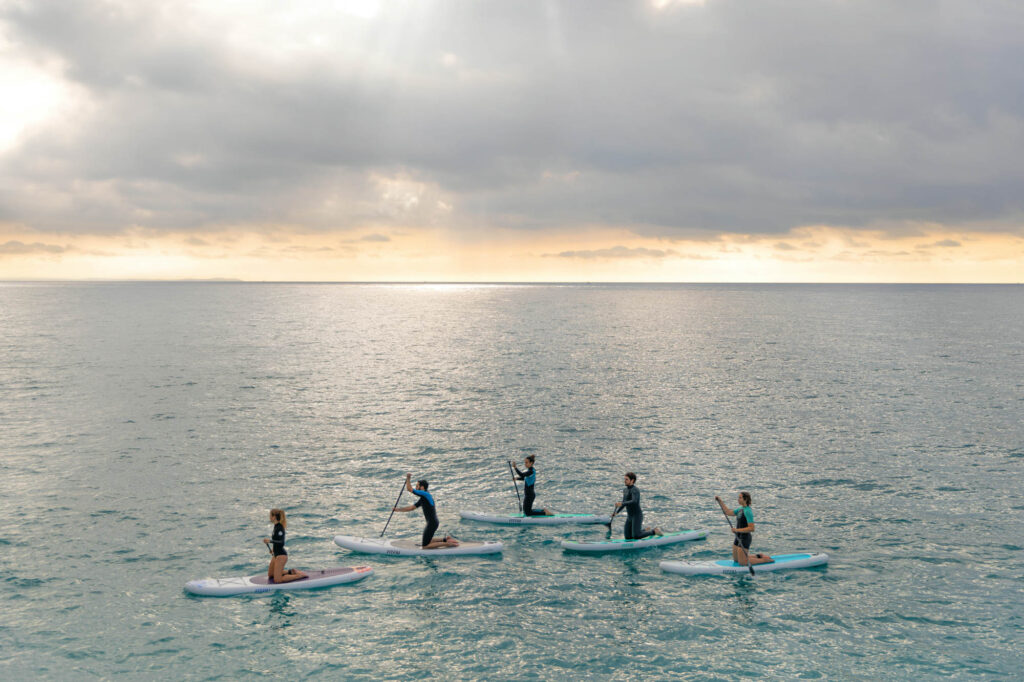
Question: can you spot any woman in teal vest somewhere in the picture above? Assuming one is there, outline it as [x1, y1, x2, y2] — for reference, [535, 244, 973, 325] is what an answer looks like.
[715, 492, 774, 565]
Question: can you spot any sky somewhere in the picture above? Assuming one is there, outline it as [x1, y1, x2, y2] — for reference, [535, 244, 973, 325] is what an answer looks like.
[1, 0, 1022, 282]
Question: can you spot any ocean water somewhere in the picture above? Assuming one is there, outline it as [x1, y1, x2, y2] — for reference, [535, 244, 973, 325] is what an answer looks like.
[1, 282, 1021, 680]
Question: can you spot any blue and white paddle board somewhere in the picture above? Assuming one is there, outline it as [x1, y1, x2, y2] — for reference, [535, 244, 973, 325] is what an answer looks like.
[561, 529, 707, 552]
[660, 552, 829, 575]
[460, 510, 611, 525]
[334, 535, 503, 556]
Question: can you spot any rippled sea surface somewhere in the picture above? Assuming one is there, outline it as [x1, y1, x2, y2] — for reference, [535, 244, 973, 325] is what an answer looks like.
[1, 283, 1022, 680]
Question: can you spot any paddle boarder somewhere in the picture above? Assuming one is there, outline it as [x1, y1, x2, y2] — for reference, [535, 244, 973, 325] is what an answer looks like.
[263, 508, 308, 583]
[615, 472, 662, 540]
[715, 492, 774, 565]
[393, 474, 460, 549]
[510, 456, 553, 516]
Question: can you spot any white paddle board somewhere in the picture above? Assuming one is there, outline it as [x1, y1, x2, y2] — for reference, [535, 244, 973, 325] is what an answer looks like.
[561, 529, 707, 553]
[460, 510, 611, 525]
[660, 552, 829, 575]
[334, 535, 503, 556]
[184, 565, 373, 596]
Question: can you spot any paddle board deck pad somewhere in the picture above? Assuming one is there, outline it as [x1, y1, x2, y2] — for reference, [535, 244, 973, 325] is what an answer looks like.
[660, 552, 829, 575]
[560, 529, 707, 552]
[184, 565, 373, 596]
[460, 511, 612, 525]
[334, 535, 503, 556]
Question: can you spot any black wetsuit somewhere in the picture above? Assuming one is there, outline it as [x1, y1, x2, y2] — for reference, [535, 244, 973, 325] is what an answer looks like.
[413, 488, 439, 546]
[621, 485, 654, 540]
[271, 522, 287, 557]
[733, 506, 753, 550]
[513, 465, 546, 516]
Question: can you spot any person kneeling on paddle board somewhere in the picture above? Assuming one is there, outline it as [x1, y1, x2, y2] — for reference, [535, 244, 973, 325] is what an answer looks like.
[393, 474, 460, 549]
[715, 492, 774, 566]
[263, 508, 308, 583]
[615, 472, 662, 540]
[510, 456, 553, 516]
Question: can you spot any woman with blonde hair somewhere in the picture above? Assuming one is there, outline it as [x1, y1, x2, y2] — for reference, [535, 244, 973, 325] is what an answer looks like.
[263, 509, 308, 583]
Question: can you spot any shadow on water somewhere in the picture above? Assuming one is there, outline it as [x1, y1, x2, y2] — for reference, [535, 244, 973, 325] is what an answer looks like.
[263, 592, 298, 629]
[726, 578, 759, 623]
[608, 558, 656, 622]
[405, 560, 458, 616]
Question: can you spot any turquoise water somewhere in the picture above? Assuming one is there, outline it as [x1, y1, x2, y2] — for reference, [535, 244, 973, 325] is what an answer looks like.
[1, 283, 1021, 679]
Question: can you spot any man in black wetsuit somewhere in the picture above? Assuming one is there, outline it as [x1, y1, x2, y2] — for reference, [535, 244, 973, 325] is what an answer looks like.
[510, 455, 553, 516]
[393, 473, 459, 549]
[615, 472, 661, 540]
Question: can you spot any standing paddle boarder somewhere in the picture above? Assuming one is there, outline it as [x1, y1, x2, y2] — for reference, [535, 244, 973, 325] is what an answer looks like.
[263, 508, 308, 583]
[614, 472, 662, 540]
[393, 474, 460, 549]
[510, 456, 553, 516]
[715, 492, 774, 566]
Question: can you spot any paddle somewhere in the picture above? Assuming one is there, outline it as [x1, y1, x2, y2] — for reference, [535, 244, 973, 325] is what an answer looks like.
[507, 460, 522, 513]
[716, 496, 755, 576]
[380, 478, 407, 537]
[603, 506, 621, 531]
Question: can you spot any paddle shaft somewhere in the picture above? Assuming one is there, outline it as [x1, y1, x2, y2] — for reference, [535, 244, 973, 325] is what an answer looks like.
[508, 461, 522, 512]
[719, 503, 755, 576]
[380, 479, 407, 537]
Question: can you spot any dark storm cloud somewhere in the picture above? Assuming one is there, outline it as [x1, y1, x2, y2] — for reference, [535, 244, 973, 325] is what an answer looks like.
[2, 0, 1023, 237]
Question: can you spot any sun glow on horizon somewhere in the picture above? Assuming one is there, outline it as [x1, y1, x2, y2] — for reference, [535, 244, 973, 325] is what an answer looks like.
[1, 224, 1020, 283]
[2, 2, 1022, 284]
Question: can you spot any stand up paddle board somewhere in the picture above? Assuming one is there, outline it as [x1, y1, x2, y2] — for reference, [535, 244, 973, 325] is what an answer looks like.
[334, 535, 503, 556]
[460, 511, 612, 525]
[660, 552, 829, 575]
[561, 529, 707, 553]
[184, 565, 373, 596]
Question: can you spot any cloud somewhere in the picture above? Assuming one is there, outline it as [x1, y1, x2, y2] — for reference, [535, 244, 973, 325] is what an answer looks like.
[338, 233, 391, 244]
[283, 245, 335, 253]
[547, 245, 678, 259]
[914, 238, 962, 249]
[1, 0, 1023, 242]
[0, 240, 68, 256]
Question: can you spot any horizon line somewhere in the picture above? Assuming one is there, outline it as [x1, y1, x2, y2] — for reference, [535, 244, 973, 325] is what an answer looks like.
[1, 279, 1020, 286]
